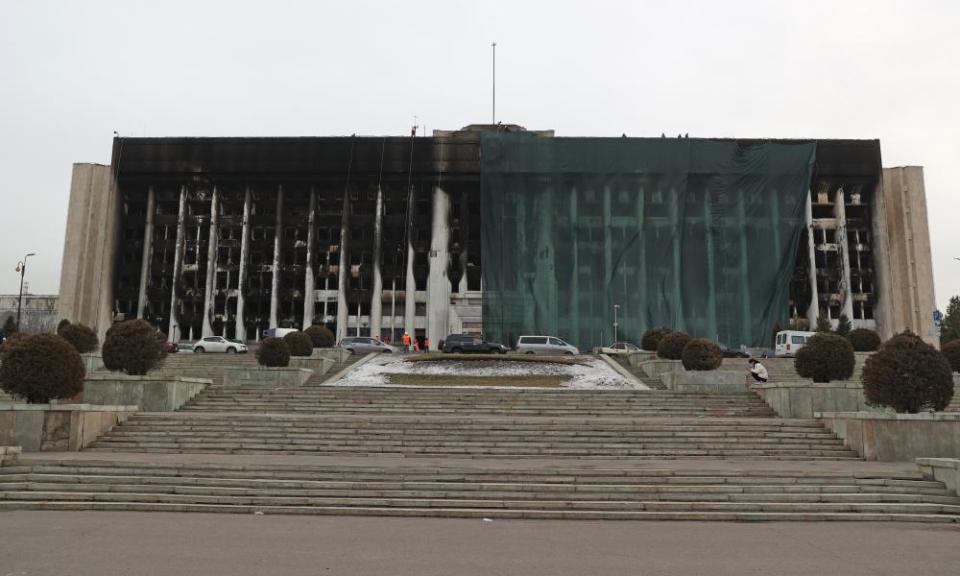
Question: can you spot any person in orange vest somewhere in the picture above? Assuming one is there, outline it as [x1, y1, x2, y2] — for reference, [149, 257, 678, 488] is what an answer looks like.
[424, 337, 430, 352]
[402, 332, 411, 353]
[413, 339, 420, 353]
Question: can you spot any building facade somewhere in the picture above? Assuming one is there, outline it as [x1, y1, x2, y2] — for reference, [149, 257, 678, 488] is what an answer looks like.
[57, 126, 938, 349]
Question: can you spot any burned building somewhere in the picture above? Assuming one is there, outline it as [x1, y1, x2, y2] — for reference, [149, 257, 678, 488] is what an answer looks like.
[57, 126, 937, 349]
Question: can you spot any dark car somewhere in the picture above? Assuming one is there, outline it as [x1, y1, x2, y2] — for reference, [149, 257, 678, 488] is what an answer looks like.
[719, 345, 750, 358]
[442, 334, 508, 354]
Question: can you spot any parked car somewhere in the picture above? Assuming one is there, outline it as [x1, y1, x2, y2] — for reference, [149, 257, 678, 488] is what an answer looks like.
[192, 336, 249, 354]
[719, 344, 750, 358]
[598, 341, 641, 355]
[442, 334, 508, 354]
[774, 330, 815, 357]
[515, 335, 580, 356]
[175, 342, 194, 354]
[337, 337, 399, 355]
[262, 328, 299, 340]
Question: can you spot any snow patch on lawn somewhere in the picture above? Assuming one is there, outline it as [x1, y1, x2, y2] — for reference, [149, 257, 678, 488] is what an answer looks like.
[326, 355, 647, 389]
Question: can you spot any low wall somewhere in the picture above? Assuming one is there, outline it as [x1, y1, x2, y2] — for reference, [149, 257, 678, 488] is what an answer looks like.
[661, 370, 750, 392]
[818, 411, 960, 461]
[290, 356, 335, 377]
[753, 381, 875, 418]
[81, 374, 209, 411]
[639, 360, 683, 378]
[917, 458, 960, 496]
[223, 367, 313, 387]
[311, 348, 351, 364]
[622, 351, 659, 367]
[0, 404, 137, 452]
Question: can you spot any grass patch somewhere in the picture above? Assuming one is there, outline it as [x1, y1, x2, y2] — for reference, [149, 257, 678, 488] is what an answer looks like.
[386, 373, 567, 387]
[405, 353, 585, 365]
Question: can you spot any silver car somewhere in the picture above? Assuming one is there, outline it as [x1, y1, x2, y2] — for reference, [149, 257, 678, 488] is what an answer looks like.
[515, 335, 580, 356]
[337, 337, 398, 354]
[192, 336, 249, 354]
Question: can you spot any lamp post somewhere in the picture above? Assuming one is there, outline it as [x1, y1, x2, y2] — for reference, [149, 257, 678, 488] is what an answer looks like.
[15, 253, 36, 332]
[613, 304, 620, 344]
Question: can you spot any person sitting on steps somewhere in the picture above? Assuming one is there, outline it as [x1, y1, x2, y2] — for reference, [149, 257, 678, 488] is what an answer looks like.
[748, 359, 768, 383]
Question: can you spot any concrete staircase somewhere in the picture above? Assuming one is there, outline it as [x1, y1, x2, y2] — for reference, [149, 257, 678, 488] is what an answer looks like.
[83, 386, 857, 459]
[153, 353, 261, 386]
[1, 457, 958, 521]
[610, 356, 667, 389]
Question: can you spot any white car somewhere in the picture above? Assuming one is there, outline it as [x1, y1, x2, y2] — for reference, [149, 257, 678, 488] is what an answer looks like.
[514, 335, 580, 356]
[193, 336, 249, 354]
[598, 341, 641, 355]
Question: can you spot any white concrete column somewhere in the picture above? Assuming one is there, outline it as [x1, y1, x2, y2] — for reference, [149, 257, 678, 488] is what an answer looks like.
[201, 187, 220, 337]
[167, 185, 187, 342]
[303, 188, 317, 329]
[835, 187, 855, 321]
[370, 186, 385, 339]
[235, 187, 251, 341]
[805, 192, 820, 327]
[335, 188, 351, 342]
[136, 186, 156, 319]
[269, 186, 283, 329]
[426, 187, 450, 350]
[404, 242, 416, 339]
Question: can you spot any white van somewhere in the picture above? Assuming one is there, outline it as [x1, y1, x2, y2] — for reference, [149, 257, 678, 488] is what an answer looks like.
[515, 335, 580, 356]
[775, 330, 815, 357]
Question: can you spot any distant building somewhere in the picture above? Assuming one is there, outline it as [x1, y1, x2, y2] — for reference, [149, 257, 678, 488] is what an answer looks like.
[57, 126, 937, 349]
[0, 294, 59, 334]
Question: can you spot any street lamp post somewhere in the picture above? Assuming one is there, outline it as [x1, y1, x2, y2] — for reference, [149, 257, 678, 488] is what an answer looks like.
[15, 253, 36, 332]
[613, 304, 620, 344]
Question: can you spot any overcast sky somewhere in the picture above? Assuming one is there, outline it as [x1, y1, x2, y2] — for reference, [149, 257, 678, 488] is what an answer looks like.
[1, 0, 958, 312]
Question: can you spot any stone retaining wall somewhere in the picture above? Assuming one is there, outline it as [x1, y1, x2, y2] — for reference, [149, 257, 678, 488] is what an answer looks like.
[661, 370, 750, 392]
[753, 381, 873, 418]
[0, 446, 20, 466]
[223, 367, 313, 387]
[818, 411, 960, 461]
[81, 374, 209, 411]
[917, 458, 960, 496]
[290, 357, 335, 377]
[311, 348, 351, 364]
[0, 404, 137, 451]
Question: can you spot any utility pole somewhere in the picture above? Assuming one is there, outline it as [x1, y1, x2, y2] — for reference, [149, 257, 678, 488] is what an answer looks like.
[613, 304, 620, 343]
[15, 253, 35, 332]
[491, 42, 497, 125]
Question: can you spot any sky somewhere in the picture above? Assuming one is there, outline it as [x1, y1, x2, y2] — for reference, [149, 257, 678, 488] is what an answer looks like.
[1, 0, 958, 311]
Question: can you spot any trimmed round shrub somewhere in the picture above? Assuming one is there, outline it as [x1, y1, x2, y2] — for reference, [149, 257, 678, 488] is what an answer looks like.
[657, 331, 690, 360]
[942, 340, 960, 373]
[304, 325, 335, 348]
[102, 319, 167, 376]
[0, 332, 25, 353]
[847, 328, 881, 352]
[681, 338, 722, 371]
[57, 319, 71, 334]
[283, 331, 313, 357]
[59, 322, 99, 353]
[863, 331, 954, 413]
[257, 337, 290, 367]
[0, 334, 85, 403]
[641, 327, 672, 352]
[794, 333, 855, 383]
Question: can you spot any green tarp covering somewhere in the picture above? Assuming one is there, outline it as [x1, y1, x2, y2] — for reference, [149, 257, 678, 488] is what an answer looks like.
[480, 134, 816, 350]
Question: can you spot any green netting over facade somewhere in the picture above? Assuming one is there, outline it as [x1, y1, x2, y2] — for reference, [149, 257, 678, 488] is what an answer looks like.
[480, 134, 817, 350]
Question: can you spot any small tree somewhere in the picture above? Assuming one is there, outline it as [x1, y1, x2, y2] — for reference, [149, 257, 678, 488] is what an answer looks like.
[681, 338, 722, 371]
[863, 331, 953, 413]
[815, 316, 833, 333]
[304, 325, 335, 348]
[59, 323, 99, 353]
[641, 327, 672, 352]
[102, 319, 167, 376]
[0, 334, 85, 403]
[283, 331, 313, 357]
[795, 333, 855, 383]
[657, 331, 690, 360]
[847, 328, 881, 352]
[257, 337, 290, 367]
[835, 314, 852, 337]
[941, 340, 960, 373]
[941, 295, 960, 346]
[2, 316, 17, 335]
